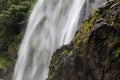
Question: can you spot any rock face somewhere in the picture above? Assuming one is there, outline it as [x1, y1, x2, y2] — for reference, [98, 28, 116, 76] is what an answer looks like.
[47, 0, 120, 80]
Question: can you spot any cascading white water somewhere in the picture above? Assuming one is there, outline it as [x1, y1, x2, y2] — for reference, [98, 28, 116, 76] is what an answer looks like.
[13, 0, 106, 80]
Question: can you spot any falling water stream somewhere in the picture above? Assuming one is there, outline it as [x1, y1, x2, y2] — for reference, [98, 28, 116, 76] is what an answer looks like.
[13, 0, 106, 80]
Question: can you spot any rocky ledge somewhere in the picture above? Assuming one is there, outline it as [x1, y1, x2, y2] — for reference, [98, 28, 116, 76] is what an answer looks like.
[47, 0, 120, 80]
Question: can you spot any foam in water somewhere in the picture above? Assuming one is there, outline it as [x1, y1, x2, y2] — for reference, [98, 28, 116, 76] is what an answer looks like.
[13, 0, 106, 80]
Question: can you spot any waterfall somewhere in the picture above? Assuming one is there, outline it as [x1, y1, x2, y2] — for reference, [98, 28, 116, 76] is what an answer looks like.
[13, 0, 106, 80]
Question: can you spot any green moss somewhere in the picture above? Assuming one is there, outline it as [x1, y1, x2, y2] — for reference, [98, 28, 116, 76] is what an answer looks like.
[98, 32, 109, 41]
[73, 21, 90, 47]
[54, 65, 60, 70]
[89, 11, 100, 24]
[0, 57, 7, 69]
[82, 21, 90, 30]
[48, 73, 54, 79]
[113, 48, 120, 59]
[61, 50, 68, 54]
[107, 33, 119, 48]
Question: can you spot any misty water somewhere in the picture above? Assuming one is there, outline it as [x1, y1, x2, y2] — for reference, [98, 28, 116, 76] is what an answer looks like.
[13, 0, 106, 80]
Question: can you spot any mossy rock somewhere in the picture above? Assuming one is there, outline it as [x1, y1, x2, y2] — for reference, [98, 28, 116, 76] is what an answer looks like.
[48, 0, 120, 80]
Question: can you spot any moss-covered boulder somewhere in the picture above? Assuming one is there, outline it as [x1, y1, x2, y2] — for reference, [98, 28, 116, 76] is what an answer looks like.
[47, 0, 120, 80]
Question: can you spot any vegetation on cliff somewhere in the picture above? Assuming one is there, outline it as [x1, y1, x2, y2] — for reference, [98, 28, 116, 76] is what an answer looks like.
[0, 0, 35, 79]
[48, 0, 120, 80]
